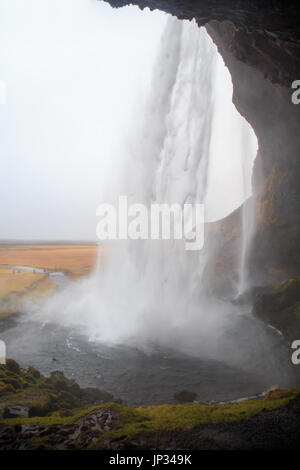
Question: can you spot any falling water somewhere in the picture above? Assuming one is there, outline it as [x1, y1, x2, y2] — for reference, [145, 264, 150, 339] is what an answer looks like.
[88, 17, 258, 347]
[237, 196, 255, 296]
[30, 18, 263, 363]
[6, 17, 298, 401]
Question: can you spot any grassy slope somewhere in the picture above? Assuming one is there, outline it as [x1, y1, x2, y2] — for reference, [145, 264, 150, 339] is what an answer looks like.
[1, 390, 299, 449]
[1, 360, 299, 449]
[0, 359, 114, 417]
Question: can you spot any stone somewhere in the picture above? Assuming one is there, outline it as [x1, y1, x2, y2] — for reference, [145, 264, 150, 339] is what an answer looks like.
[3, 405, 30, 418]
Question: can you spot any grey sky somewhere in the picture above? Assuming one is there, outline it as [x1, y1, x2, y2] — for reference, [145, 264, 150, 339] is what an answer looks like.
[0, 0, 257, 241]
[0, 0, 166, 240]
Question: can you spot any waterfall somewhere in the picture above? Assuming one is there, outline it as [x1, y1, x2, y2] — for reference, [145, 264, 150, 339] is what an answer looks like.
[127, 19, 216, 208]
[32, 18, 261, 365]
[237, 196, 255, 296]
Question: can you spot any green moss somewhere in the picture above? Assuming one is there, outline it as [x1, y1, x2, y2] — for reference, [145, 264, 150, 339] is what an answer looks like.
[270, 278, 300, 299]
[294, 302, 300, 320]
[2, 377, 21, 390]
[254, 278, 300, 337]
[1, 369, 299, 449]
[1, 360, 299, 450]
[0, 383, 15, 395]
[0, 359, 115, 418]
[0, 403, 110, 427]
[27, 367, 41, 379]
[5, 358, 20, 374]
[89, 388, 300, 449]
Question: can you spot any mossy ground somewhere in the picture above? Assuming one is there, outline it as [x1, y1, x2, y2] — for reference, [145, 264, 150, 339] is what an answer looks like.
[89, 388, 300, 448]
[1, 370, 299, 447]
[254, 277, 300, 337]
[1, 360, 299, 449]
[0, 359, 114, 418]
[2, 388, 298, 449]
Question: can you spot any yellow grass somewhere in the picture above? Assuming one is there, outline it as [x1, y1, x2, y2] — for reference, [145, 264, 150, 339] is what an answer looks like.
[0, 272, 58, 318]
[67, 267, 94, 281]
[0, 244, 101, 317]
[0, 271, 46, 297]
[0, 244, 99, 271]
[26, 276, 58, 298]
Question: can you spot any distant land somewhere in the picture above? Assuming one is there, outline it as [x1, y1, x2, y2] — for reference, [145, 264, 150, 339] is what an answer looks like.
[0, 239, 98, 245]
[0, 242, 101, 317]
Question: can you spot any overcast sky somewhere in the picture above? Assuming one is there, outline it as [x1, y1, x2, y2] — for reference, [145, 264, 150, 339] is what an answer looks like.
[0, 0, 257, 241]
[0, 0, 167, 240]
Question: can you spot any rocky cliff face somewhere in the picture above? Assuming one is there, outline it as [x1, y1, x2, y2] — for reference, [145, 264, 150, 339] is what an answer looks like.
[105, 0, 300, 292]
[105, 0, 300, 86]
[206, 20, 300, 289]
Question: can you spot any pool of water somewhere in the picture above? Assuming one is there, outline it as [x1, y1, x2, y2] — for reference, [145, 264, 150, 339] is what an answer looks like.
[0, 313, 298, 406]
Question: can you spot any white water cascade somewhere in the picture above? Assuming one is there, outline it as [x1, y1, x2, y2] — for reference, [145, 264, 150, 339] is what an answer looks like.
[31, 18, 265, 367]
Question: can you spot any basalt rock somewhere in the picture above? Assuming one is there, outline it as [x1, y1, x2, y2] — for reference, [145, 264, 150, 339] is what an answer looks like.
[174, 390, 197, 403]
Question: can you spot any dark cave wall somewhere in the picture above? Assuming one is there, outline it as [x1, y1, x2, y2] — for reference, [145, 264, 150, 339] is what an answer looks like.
[206, 20, 300, 287]
[105, 0, 300, 76]
[104, 0, 300, 289]
[104, 0, 300, 44]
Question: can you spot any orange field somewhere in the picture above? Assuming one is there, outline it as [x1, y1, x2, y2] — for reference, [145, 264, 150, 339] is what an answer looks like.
[0, 244, 99, 271]
[0, 268, 58, 318]
[0, 243, 102, 317]
[0, 270, 47, 296]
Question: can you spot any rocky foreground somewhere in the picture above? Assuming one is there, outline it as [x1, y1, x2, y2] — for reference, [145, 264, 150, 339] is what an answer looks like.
[0, 359, 300, 450]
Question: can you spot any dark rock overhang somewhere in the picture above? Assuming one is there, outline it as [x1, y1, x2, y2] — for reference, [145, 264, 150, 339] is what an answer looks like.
[101, 0, 300, 288]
